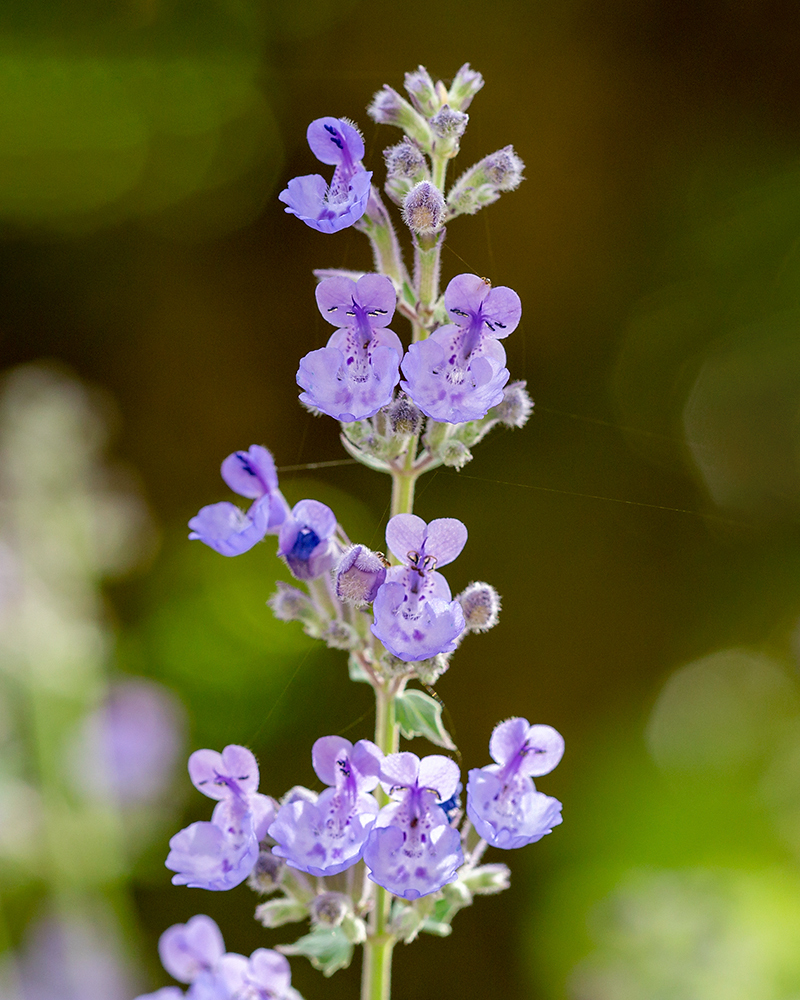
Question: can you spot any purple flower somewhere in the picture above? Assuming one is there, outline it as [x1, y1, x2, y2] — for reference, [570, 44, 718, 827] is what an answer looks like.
[363, 751, 463, 899]
[279, 117, 372, 234]
[66, 679, 184, 805]
[371, 514, 467, 662]
[277, 499, 341, 580]
[166, 745, 277, 891]
[16, 912, 137, 1000]
[269, 736, 382, 877]
[189, 445, 288, 557]
[466, 718, 564, 850]
[297, 274, 403, 422]
[216, 949, 303, 1000]
[142, 919, 304, 1000]
[158, 915, 225, 984]
[401, 273, 521, 423]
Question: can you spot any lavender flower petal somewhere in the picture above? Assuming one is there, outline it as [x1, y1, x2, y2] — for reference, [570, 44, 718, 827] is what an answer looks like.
[158, 915, 225, 984]
[466, 769, 562, 849]
[306, 117, 364, 164]
[364, 822, 462, 900]
[188, 501, 268, 557]
[489, 718, 565, 776]
[364, 751, 463, 899]
[315, 273, 396, 328]
[444, 273, 521, 337]
[371, 581, 464, 661]
[165, 815, 259, 891]
[188, 745, 260, 801]
[279, 118, 372, 234]
[401, 329, 509, 423]
[220, 445, 279, 499]
[269, 737, 382, 877]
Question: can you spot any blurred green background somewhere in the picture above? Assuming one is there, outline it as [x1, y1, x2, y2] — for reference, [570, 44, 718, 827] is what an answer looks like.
[3, 0, 800, 997]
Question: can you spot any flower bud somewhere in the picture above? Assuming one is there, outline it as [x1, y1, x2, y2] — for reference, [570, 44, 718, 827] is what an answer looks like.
[268, 581, 313, 622]
[430, 106, 468, 140]
[459, 863, 511, 895]
[384, 138, 428, 178]
[391, 895, 436, 944]
[255, 898, 309, 928]
[481, 145, 525, 190]
[368, 86, 433, 148]
[311, 892, 350, 927]
[446, 146, 525, 218]
[441, 879, 471, 907]
[335, 544, 387, 604]
[402, 181, 445, 235]
[440, 439, 472, 470]
[415, 653, 451, 685]
[447, 63, 485, 112]
[404, 65, 440, 116]
[384, 139, 430, 206]
[387, 395, 424, 436]
[323, 620, 358, 650]
[457, 581, 501, 632]
[247, 847, 285, 894]
[491, 380, 533, 428]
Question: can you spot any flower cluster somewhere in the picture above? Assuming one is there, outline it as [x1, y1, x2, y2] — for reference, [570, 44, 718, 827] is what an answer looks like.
[135, 915, 303, 1000]
[165, 745, 276, 891]
[141, 63, 565, 1000]
[164, 723, 563, 909]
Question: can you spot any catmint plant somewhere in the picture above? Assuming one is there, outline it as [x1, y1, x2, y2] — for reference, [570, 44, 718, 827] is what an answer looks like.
[138, 64, 564, 1000]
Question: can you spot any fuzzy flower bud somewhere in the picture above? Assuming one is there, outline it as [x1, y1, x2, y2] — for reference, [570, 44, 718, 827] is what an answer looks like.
[457, 581, 501, 632]
[268, 581, 314, 622]
[255, 898, 309, 928]
[387, 395, 424, 436]
[490, 380, 534, 428]
[430, 106, 468, 140]
[440, 439, 472, 470]
[323, 620, 359, 650]
[459, 863, 511, 895]
[368, 86, 433, 149]
[310, 892, 350, 927]
[430, 105, 469, 158]
[404, 65, 441, 116]
[336, 545, 387, 605]
[482, 146, 525, 190]
[447, 146, 525, 218]
[446, 63, 485, 111]
[384, 139, 430, 206]
[402, 181, 445, 234]
[415, 652, 451, 686]
[248, 847, 285, 894]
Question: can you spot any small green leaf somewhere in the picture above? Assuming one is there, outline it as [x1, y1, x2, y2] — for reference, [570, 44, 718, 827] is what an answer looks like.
[278, 926, 353, 977]
[348, 653, 371, 684]
[395, 689, 456, 750]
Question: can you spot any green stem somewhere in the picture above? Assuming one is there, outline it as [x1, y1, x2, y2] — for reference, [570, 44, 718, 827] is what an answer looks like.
[412, 233, 442, 343]
[356, 188, 412, 295]
[431, 154, 448, 192]
[362, 682, 400, 1000]
[361, 932, 395, 1000]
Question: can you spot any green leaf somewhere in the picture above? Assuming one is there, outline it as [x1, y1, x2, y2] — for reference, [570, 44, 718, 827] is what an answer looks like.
[348, 653, 371, 685]
[395, 689, 456, 750]
[278, 926, 353, 977]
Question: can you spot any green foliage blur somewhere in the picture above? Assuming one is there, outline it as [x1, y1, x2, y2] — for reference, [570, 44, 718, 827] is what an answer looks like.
[3, 1, 800, 998]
